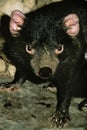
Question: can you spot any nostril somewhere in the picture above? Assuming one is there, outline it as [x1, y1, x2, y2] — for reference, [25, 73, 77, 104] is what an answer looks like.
[39, 67, 52, 79]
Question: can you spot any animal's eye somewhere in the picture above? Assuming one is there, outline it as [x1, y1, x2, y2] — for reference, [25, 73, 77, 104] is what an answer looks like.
[26, 45, 35, 55]
[55, 44, 64, 55]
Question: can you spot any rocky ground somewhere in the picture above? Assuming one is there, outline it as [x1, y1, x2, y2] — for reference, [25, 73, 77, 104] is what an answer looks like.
[0, 75, 87, 130]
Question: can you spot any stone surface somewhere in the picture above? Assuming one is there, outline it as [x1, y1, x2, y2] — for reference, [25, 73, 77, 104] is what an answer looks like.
[0, 58, 6, 72]
[0, 76, 86, 130]
[0, 0, 63, 17]
[7, 64, 16, 77]
[0, 0, 35, 16]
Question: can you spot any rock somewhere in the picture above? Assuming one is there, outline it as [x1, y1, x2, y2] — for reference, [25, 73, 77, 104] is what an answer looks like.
[0, 58, 6, 72]
[0, 0, 35, 17]
[40, 128, 86, 130]
[33, 0, 63, 9]
[7, 64, 16, 77]
[0, 76, 87, 129]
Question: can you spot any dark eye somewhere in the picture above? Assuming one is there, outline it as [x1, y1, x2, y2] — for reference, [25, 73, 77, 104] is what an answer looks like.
[27, 45, 32, 51]
[58, 45, 63, 51]
[26, 45, 35, 55]
[55, 44, 64, 55]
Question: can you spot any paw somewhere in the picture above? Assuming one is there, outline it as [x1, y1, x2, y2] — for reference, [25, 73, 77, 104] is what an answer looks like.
[0, 82, 18, 92]
[78, 99, 87, 112]
[0, 82, 11, 88]
[50, 110, 70, 128]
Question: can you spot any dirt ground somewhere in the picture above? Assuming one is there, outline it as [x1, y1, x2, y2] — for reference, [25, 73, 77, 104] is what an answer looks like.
[0, 76, 87, 130]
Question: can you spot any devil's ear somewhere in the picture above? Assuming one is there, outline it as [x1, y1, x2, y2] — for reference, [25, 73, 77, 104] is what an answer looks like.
[9, 10, 26, 37]
[63, 14, 80, 37]
[10, 11, 80, 37]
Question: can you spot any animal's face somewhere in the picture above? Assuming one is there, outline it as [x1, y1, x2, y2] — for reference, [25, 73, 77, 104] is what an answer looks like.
[23, 22, 72, 79]
[9, 10, 80, 79]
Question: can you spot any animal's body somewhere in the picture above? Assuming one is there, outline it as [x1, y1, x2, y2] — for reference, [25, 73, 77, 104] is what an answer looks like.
[1, 0, 87, 128]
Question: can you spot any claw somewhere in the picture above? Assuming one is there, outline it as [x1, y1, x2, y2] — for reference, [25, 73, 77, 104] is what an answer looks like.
[0, 82, 11, 88]
[78, 99, 87, 112]
[50, 110, 70, 128]
[0, 82, 19, 92]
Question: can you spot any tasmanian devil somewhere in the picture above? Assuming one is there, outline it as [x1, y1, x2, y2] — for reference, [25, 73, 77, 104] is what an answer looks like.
[0, 0, 87, 128]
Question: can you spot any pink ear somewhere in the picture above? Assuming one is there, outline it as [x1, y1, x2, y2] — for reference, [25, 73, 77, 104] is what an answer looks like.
[63, 14, 80, 37]
[9, 10, 26, 37]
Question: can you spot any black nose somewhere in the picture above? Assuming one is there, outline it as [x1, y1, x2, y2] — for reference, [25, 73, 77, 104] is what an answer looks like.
[39, 67, 52, 79]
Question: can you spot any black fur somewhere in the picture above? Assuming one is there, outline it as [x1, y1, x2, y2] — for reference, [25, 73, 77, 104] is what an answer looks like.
[1, 0, 87, 128]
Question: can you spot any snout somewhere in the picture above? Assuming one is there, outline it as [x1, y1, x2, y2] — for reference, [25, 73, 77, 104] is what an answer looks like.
[39, 67, 52, 79]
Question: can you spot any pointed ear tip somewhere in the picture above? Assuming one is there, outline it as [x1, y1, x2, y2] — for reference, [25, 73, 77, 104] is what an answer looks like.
[64, 14, 79, 21]
[11, 10, 25, 18]
[11, 10, 22, 13]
